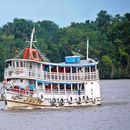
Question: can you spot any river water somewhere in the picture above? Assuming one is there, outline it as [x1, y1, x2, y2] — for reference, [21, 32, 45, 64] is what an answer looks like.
[0, 80, 130, 130]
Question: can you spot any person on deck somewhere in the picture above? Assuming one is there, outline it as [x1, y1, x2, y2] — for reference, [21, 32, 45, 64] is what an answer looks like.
[29, 82, 36, 94]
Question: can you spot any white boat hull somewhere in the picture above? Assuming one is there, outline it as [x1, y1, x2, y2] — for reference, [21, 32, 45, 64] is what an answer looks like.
[3, 90, 101, 109]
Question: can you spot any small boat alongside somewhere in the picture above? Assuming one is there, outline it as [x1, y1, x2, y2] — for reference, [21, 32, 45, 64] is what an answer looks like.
[0, 27, 101, 109]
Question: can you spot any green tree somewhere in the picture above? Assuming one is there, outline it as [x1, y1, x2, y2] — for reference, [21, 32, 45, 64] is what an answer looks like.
[96, 10, 112, 33]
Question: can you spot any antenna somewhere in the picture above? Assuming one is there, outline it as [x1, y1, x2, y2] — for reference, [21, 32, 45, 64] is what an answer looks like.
[86, 37, 89, 60]
[30, 26, 35, 49]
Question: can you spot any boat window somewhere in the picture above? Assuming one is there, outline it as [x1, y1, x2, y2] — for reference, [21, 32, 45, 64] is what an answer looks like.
[37, 82, 43, 90]
[59, 67, 64, 73]
[6, 61, 12, 68]
[52, 84, 58, 91]
[25, 61, 32, 68]
[91, 66, 95, 72]
[38, 63, 41, 69]
[38, 82, 42, 87]
[72, 84, 78, 90]
[44, 65, 49, 72]
[78, 67, 83, 73]
[42, 64, 45, 70]
[20, 61, 23, 67]
[66, 84, 71, 91]
[85, 67, 89, 72]
[72, 67, 76, 73]
[51, 66, 57, 72]
[16, 61, 19, 67]
[9, 61, 12, 67]
[7, 61, 11, 67]
[13, 61, 15, 67]
[65, 67, 70, 73]
[59, 84, 64, 90]
[80, 84, 85, 90]
[45, 84, 51, 91]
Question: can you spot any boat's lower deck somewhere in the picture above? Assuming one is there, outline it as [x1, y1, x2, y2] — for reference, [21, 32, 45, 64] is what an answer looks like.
[2, 90, 101, 109]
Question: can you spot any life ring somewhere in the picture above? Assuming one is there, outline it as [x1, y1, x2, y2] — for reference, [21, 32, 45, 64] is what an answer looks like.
[67, 96, 73, 104]
[58, 98, 64, 106]
[29, 48, 40, 61]
[20, 69, 24, 73]
[38, 93, 45, 101]
[15, 70, 20, 75]
[92, 98, 96, 104]
[50, 97, 57, 106]
[23, 48, 40, 61]
[85, 96, 89, 103]
[76, 96, 81, 104]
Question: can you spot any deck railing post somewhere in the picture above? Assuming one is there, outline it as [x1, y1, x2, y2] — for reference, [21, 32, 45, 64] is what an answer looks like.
[49, 65, 51, 80]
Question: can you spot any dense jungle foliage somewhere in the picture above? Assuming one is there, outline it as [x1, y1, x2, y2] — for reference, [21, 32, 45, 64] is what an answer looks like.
[0, 10, 130, 80]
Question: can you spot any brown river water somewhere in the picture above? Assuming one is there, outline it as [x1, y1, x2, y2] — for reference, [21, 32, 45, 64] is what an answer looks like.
[0, 80, 130, 130]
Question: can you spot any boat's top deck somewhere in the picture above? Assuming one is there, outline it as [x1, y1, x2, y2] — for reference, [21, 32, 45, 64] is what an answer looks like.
[6, 58, 98, 67]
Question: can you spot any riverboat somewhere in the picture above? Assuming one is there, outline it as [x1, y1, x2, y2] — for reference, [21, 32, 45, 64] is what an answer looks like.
[1, 28, 101, 109]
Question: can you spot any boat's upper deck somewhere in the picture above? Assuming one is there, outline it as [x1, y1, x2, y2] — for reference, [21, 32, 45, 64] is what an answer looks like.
[4, 58, 99, 83]
[6, 58, 98, 67]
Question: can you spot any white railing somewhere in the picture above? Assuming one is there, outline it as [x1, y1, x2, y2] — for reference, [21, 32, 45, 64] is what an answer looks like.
[4, 67, 99, 82]
[44, 90, 85, 95]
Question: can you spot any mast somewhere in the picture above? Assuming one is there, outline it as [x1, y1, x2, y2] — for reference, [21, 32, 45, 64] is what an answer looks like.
[30, 27, 35, 49]
[26, 24, 37, 48]
[86, 37, 89, 60]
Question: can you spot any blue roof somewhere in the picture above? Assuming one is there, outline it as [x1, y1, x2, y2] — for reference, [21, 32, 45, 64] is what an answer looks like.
[44, 59, 98, 67]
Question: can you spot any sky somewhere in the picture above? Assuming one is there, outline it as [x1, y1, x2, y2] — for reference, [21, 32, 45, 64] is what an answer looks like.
[0, 0, 130, 27]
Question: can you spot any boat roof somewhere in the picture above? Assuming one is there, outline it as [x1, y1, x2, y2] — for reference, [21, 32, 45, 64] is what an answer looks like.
[6, 58, 98, 67]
